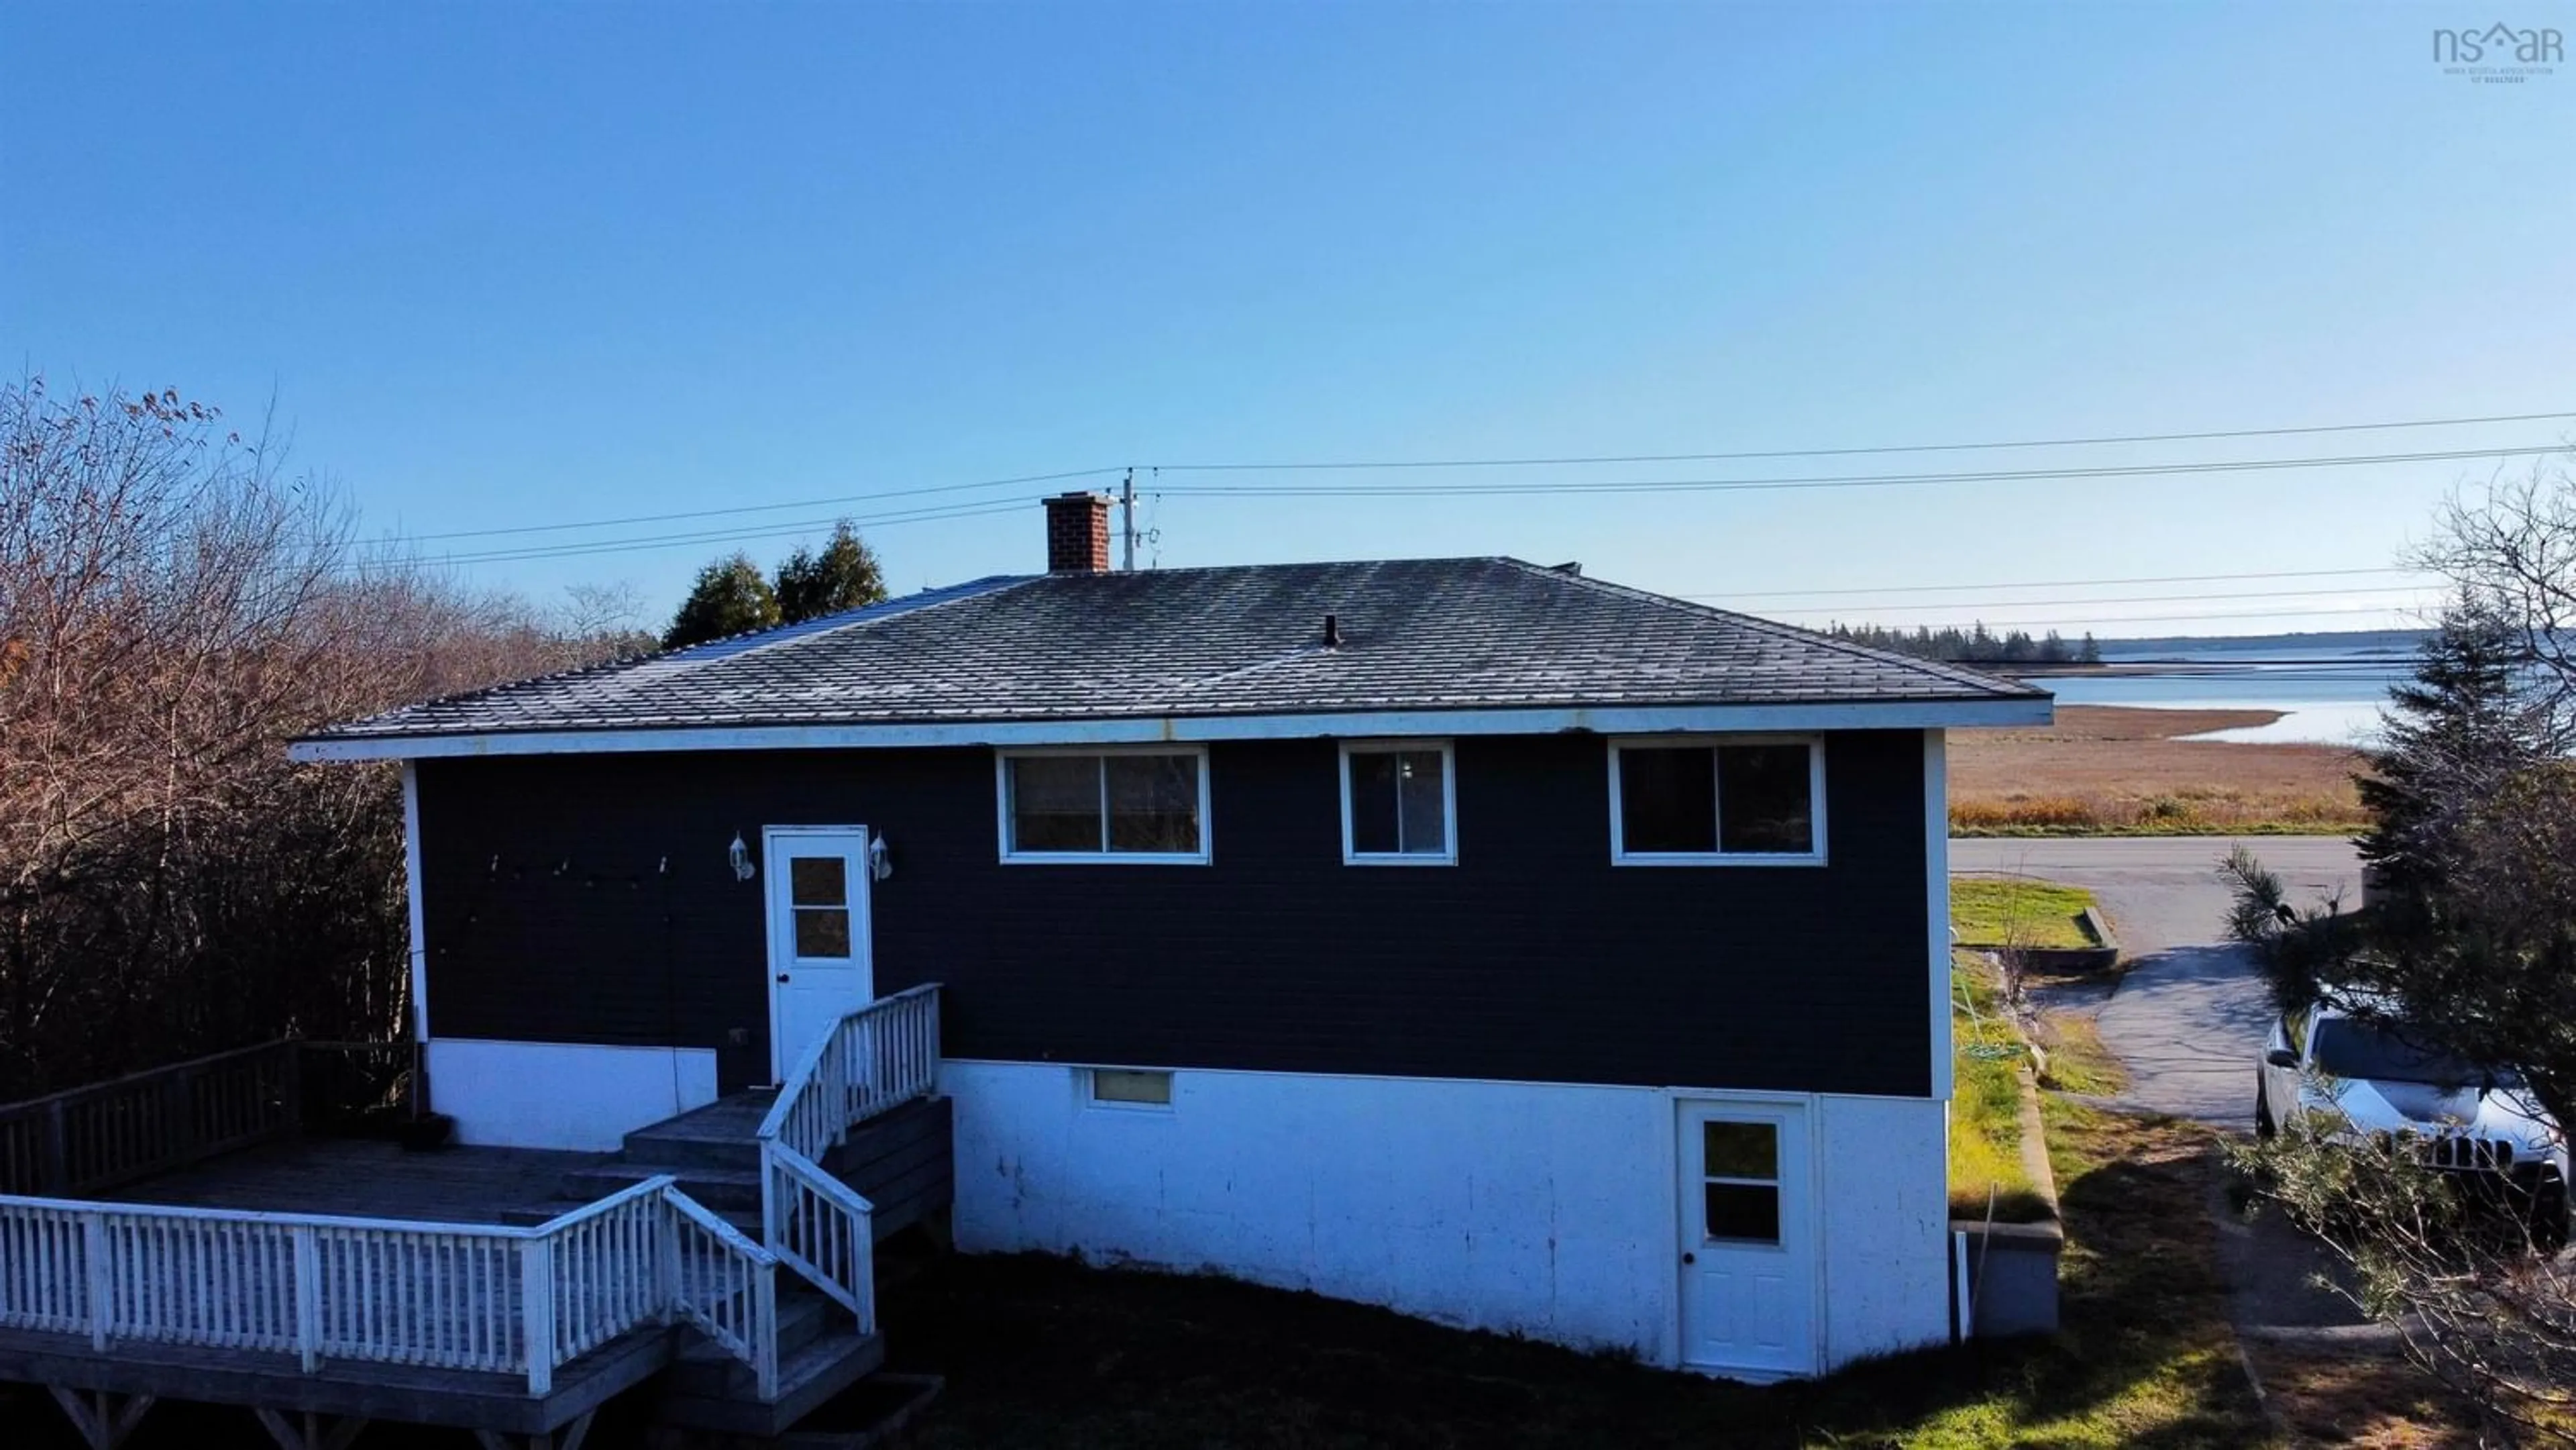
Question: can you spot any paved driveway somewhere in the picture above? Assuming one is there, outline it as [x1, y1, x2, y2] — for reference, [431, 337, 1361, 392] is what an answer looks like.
[1951, 835, 2363, 1126]
[1952, 835, 2373, 1339]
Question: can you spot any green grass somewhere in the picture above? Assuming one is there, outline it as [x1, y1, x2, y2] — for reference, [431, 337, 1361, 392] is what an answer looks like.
[1950, 877, 2098, 949]
[871, 1098, 2275, 1449]
[2032, 1008, 2131, 1097]
[1950, 951, 2051, 1223]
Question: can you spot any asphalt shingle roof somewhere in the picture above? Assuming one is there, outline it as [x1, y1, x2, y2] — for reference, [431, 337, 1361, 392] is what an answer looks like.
[309, 558, 2045, 741]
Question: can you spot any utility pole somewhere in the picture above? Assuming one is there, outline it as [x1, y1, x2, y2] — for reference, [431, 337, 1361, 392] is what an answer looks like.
[1120, 467, 1137, 572]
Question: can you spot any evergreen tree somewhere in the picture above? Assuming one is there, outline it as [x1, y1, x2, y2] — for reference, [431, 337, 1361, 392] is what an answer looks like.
[663, 554, 780, 649]
[2355, 599, 2547, 902]
[773, 520, 888, 625]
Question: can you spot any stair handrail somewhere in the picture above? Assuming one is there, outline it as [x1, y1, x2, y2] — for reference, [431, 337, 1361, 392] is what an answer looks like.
[753, 984, 938, 1327]
[659, 1184, 782, 1400]
[755, 982, 942, 1161]
[761, 1141, 877, 1333]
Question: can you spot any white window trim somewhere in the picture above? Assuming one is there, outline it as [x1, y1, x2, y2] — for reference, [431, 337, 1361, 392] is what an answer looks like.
[1607, 735, 1828, 867]
[996, 745, 1214, 865]
[1082, 1066, 1177, 1113]
[1338, 738, 1460, 866]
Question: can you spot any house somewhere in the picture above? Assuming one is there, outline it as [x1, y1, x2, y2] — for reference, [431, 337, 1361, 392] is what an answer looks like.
[279, 492, 2052, 1382]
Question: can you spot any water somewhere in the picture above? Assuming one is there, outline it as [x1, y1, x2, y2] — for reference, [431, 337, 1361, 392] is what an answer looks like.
[2029, 642, 2415, 745]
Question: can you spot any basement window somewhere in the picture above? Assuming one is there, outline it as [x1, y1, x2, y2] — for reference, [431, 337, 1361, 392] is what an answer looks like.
[1340, 741, 1456, 864]
[1089, 1068, 1174, 1108]
[1609, 738, 1825, 865]
[999, 749, 1210, 863]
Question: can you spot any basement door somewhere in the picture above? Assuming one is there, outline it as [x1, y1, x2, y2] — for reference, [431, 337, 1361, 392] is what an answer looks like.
[762, 826, 875, 1083]
[1676, 1100, 1819, 1377]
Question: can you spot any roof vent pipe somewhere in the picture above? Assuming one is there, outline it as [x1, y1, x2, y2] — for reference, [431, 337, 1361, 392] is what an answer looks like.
[1322, 613, 1342, 648]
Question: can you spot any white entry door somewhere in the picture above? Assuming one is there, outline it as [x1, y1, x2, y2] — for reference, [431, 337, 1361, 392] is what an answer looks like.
[763, 827, 875, 1083]
[1676, 1100, 1818, 1377]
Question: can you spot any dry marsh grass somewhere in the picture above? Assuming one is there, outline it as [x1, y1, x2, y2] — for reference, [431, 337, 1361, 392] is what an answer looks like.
[1951, 705, 2369, 836]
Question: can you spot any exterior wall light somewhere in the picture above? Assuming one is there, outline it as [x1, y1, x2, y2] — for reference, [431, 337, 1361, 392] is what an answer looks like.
[869, 833, 894, 882]
[729, 832, 756, 882]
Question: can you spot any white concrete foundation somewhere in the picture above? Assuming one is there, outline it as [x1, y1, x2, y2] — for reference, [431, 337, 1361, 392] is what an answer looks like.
[427, 1038, 719, 1151]
[942, 1060, 1949, 1373]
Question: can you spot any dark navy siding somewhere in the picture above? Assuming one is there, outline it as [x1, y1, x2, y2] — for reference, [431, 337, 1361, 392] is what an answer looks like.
[414, 731, 1934, 1097]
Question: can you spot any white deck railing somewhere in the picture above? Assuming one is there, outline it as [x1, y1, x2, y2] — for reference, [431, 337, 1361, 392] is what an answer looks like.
[759, 984, 941, 1164]
[0, 1040, 411, 1198]
[0, 1178, 782, 1398]
[0, 1043, 298, 1197]
[763, 1145, 875, 1331]
[664, 1190, 781, 1400]
[754, 984, 938, 1327]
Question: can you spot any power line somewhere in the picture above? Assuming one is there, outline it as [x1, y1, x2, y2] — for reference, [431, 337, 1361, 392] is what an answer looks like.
[1827, 602, 2424, 631]
[381, 410, 2575, 552]
[1155, 444, 2563, 499]
[345, 497, 1039, 573]
[1684, 565, 2430, 600]
[1149, 409, 2576, 472]
[405, 466, 1124, 543]
[1756, 583, 2439, 616]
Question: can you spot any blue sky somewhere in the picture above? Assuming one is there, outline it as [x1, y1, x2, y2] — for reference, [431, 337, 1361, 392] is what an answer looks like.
[7, 2, 2571, 637]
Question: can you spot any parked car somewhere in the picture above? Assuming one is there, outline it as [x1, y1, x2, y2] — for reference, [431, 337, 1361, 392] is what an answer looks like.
[2258, 995, 2569, 1243]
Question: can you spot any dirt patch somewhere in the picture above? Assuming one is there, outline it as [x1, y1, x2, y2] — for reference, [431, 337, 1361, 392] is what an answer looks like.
[2243, 1341, 2478, 1449]
[872, 1101, 2275, 1449]
[1953, 705, 2367, 835]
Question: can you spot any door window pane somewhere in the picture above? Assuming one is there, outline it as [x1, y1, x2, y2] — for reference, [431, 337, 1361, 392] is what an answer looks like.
[1704, 1183, 1781, 1243]
[1618, 747, 1717, 853]
[1010, 756, 1104, 851]
[1106, 754, 1201, 852]
[794, 907, 851, 958]
[1703, 1121, 1778, 1180]
[1719, 745, 1815, 854]
[789, 856, 846, 907]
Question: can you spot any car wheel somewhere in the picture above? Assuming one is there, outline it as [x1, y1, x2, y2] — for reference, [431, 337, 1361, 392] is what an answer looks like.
[2255, 1076, 2276, 1139]
[2530, 1180, 2569, 1253]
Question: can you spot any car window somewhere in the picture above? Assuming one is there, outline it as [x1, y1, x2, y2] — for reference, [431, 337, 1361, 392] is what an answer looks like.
[2309, 1017, 2510, 1087]
[2284, 1006, 2311, 1055]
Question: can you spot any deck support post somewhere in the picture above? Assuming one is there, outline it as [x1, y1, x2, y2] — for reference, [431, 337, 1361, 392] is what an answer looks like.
[252, 1407, 369, 1450]
[81, 1212, 109, 1350]
[521, 1235, 556, 1396]
[44, 1098, 69, 1192]
[292, 1223, 321, 1371]
[46, 1386, 156, 1450]
[472, 1414, 590, 1450]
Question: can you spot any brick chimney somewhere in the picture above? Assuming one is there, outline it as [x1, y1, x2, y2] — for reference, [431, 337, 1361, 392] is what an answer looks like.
[1044, 491, 1112, 574]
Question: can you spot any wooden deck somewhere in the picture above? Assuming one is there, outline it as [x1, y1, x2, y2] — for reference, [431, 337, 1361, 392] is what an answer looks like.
[113, 1137, 608, 1224]
[0, 988, 948, 1448]
[0, 1314, 672, 1437]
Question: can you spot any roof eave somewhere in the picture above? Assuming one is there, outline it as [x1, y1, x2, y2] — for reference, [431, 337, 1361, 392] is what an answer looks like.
[287, 694, 2054, 763]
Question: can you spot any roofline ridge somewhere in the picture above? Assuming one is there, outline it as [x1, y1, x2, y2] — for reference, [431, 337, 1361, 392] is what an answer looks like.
[659, 572, 1040, 664]
[1492, 557, 2040, 699]
[307, 573, 1040, 741]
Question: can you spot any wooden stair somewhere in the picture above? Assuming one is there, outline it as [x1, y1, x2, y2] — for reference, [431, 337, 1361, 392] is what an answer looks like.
[502, 1089, 952, 1439]
[657, 1285, 886, 1438]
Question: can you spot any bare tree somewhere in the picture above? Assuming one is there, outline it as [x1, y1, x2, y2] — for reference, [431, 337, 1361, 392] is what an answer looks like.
[0, 376, 638, 1096]
[2420, 456, 2576, 741]
[2239, 1116, 2576, 1447]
